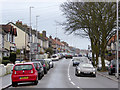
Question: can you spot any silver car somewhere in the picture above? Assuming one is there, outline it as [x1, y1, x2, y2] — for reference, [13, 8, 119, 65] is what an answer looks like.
[75, 63, 96, 77]
[44, 59, 54, 68]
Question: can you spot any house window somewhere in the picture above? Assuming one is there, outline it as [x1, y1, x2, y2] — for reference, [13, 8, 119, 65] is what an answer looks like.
[2, 35, 4, 48]
[12, 35, 15, 43]
[7, 33, 10, 41]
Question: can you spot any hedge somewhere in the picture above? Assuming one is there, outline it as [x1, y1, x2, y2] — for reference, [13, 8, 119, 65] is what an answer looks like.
[2, 60, 11, 65]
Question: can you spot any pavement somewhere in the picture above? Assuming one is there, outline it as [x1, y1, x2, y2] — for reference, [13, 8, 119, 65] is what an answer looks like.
[97, 71, 119, 82]
[1, 58, 119, 89]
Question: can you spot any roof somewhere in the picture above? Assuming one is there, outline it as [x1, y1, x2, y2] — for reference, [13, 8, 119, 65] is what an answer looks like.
[8, 22, 30, 34]
[53, 39, 63, 46]
[0, 24, 17, 36]
[15, 62, 34, 65]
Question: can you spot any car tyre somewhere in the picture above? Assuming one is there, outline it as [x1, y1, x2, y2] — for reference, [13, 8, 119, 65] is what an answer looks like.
[75, 70, 78, 76]
[38, 73, 41, 80]
[108, 71, 112, 75]
[44, 69, 47, 74]
[12, 82, 17, 87]
[34, 77, 38, 85]
[93, 74, 96, 77]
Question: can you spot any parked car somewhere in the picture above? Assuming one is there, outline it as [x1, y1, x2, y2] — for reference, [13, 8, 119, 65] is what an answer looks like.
[32, 59, 48, 74]
[32, 62, 44, 80]
[44, 59, 54, 68]
[97, 60, 110, 71]
[11, 62, 38, 87]
[51, 54, 59, 61]
[65, 53, 73, 59]
[108, 60, 120, 75]
[72, 57, 80, 66]
[75, 63, 96, 77]
[44, 59, 51, 70]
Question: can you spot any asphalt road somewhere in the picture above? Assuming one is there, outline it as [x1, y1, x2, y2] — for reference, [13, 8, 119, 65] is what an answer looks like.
[7, 58, 118, 89]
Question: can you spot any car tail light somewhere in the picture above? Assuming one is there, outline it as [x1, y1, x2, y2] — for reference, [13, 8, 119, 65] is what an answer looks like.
[31, 70, 33, 73]
[43, 64, 45, 67]
[111, 65, 113, 68]
[14, 71, 16, 74]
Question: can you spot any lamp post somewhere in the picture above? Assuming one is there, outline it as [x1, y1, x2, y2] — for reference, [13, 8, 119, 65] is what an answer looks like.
[116, 0, 119, 79]
[36, 15, 39, 59]
[29, 6, 34, 61]
[56, 23, 58, 54]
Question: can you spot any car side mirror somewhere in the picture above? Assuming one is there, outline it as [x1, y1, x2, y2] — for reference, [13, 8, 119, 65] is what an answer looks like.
[72, 59, 74, 61]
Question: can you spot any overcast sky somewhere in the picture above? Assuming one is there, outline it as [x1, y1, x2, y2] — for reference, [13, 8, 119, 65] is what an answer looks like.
[0, 0, 90, 49]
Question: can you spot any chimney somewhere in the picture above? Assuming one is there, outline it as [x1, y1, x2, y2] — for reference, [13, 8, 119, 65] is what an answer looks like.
[42, 30, 46, 37]
[49, 35, 52, 39]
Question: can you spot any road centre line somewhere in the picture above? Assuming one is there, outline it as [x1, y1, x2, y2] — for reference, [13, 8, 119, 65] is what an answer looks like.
[67, 60, 83, 90]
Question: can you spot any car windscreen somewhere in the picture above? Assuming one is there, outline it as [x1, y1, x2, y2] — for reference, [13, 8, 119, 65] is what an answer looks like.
[33, 60, 44, 65]
[74, 59, 80, 62]
[81, 64, 93, 68]
[14, 64, 33, 71]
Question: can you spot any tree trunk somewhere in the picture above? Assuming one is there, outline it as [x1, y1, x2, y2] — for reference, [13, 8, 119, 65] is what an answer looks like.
[90, 38, 95, 66]
[95, 51, 99, 67]
[101, 47, 106, 71]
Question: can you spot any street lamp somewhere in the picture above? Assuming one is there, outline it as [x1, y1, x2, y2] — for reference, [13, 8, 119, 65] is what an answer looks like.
[36, 15, 39, 44]
[116, 0, 119, 79]
[29, 6, 34, 61]
[56, 23, 58, 54]
[36, 15, 39, 59]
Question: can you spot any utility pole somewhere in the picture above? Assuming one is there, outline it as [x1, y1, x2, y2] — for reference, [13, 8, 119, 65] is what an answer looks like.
[116, 0, 119, 79]
[36, 15, 39, 59]
[29, 6, 34, 61]
[56, 23, 57, 54]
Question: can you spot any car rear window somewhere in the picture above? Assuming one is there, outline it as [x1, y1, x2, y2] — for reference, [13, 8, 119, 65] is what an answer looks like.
[14, 64, 33, 71]
[39, 60, 44, 65]
[52, 56, 57, 58]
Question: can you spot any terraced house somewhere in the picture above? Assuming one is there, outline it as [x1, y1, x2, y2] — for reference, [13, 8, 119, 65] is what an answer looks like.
[1, 24, 17, 58]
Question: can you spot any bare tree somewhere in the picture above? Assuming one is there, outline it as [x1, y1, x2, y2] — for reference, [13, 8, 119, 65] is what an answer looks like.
[61, 2, 116, 71]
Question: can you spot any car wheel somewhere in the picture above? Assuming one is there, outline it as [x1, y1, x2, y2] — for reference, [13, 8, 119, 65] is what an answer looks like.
[38, 73, 41, 80]
[75, 70, 78, 76]
[93, 74, 96, 77]
[12, 82, 17, 87]
[51, 65, 53, 68]
[34, 77, 38, 85]
[108, 70, 112, 75]
[44, 69, 47, 74]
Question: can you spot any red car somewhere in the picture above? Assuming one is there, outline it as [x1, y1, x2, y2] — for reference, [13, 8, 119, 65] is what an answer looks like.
[11, 62, 38, 87]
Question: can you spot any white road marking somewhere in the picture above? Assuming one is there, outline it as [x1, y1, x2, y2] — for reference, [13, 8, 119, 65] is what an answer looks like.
[69, 77, 71, 81]
[67, 60, 83, 90]
[71, 81, 75, 85]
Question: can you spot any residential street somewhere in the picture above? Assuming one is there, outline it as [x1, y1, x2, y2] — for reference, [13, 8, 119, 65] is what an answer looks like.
[6, 58, 118, 89]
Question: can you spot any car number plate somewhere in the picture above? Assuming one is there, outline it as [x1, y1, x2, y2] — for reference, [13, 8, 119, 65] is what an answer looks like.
[84, 72, 90, 74]
[20, 77, 28, 79]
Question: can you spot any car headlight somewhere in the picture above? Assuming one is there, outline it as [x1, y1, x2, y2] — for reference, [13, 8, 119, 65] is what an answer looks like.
[78, 71, 81, 73]
[93, 72, 96, 74]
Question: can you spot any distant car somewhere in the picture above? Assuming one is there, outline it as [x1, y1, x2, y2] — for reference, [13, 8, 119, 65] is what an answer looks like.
[65, 53, 73, 59]
[32, 59, 48, 74]
[51, 54, 59, 61]
[44, 59, 54, 68]
[78, 54, 82, 57]
[108, 60, 120, 75]
[11, 62, 38, 87]
[32, 62, 44, 80]
[72, 58, 80, 66]
[75, 63, 96, 77]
